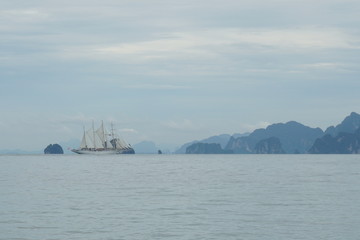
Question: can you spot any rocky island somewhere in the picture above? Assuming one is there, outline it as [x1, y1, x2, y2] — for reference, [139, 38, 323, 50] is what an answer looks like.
[44, 144, 64, 154]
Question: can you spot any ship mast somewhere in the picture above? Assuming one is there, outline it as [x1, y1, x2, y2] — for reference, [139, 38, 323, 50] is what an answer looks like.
[111, 122, 116, 149]
[102, 120, 107, 149]
[92, 120, 96, 150]
[83, 126, 87, 149]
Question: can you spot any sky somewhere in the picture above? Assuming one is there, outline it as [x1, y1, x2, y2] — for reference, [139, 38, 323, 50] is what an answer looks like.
[1, 0, 360, 151]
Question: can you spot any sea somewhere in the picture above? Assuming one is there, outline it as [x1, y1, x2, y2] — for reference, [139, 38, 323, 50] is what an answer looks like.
[0, 154, 359, 240]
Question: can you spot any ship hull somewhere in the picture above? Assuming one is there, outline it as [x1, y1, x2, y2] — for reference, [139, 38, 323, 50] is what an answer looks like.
[71, 149, 134, 155]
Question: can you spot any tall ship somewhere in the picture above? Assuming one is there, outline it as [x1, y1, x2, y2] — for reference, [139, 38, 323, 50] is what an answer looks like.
[72, 121, 135, 154]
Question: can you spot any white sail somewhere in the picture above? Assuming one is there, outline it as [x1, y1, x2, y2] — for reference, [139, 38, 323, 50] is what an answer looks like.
[93, 133, 103, 149]
[80, 131, 88, 149]
[119, 138, 130, 149]
[85, 129, 95, 148]
[96, 128, 105, 148]
[112, 138, 131, 150]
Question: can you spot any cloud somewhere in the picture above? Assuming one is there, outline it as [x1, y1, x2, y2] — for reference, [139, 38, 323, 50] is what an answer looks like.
[0, 8, 50, 32]
[298, 62, 345, 69]
[125, 84, 190, 90]
[240, 121, 271, 132]
[0, 9, 50, 20]
[51, 113, 94, 125]
[119, 128, 138, 133]
[164, 119, 196, 130]
[58, 27, 359, 63]
[295, 62, 357, 74]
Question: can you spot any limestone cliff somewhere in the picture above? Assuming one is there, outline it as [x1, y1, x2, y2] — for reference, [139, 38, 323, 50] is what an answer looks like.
[186, 143, 233, 154]
[254, 137, 285, 154]
[325, 112, 360, 136]
[308, 128, 360, 154]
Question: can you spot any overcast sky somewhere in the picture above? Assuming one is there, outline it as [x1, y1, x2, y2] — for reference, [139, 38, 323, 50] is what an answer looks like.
[1, 0, 360, 151]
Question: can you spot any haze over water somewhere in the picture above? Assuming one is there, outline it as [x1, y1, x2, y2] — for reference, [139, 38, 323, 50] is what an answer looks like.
[1, 154, 359, 240]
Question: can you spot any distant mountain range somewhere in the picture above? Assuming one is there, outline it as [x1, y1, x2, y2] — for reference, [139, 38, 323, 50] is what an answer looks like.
[175, 133, 249, 154]
[185, 112, 360, 154]
[225, 121, 324, 154]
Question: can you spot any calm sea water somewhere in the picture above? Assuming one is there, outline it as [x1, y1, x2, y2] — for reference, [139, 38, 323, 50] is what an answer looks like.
[0, 154, 359, 240]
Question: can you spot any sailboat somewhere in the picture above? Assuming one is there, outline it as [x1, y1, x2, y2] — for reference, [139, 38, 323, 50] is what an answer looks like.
[71, 121, 135, 154]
